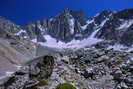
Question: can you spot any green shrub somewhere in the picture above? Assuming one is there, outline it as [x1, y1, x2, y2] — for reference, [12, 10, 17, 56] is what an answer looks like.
[56, 83, 76, 89]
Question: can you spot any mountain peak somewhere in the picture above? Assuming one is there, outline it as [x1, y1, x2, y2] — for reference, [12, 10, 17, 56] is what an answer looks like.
[64, 8, 71, 13]
[1, 9, 133, 46]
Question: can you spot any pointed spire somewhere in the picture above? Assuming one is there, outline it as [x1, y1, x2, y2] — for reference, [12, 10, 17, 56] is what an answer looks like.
[64, 8, 71, 13]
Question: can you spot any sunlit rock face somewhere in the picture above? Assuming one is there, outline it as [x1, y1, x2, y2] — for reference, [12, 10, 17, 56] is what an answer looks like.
[0, 17, 36, 85]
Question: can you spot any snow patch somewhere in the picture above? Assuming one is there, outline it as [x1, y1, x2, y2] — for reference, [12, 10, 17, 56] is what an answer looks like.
[87, 19, 94, 24]
[107, 44, 125, 51]
[15, 30, 26, 36]
[50, 18, 53, 21]
[94, 13, 100, 17]
[31, 39, 37, 43]
[14, 65, 22, 70]
[38, 25, 43, 31]
[89, 28, 100, 38]
[117, 20, 133, 29]
[107, 44, 133, 52]
[81, 19, 94, 30]
[75, 34, 83, 37]
[23, 36, 28, 39]
[37, 35, 102, 49]
[5, 71, 14, 77]
[68, 18, 75, 34]
[100, 18, 109, 27]
[81, 24, 88, 30]
[89, 18, 108, 38]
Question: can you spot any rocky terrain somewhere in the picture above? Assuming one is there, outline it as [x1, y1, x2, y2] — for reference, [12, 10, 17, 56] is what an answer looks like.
[0, 8, 133, 89]
[1, 48, 133, 89]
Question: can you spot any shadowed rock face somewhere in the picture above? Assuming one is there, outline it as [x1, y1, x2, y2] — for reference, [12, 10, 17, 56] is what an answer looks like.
[48, 9, 87, 41]
[114, 9, 133, 19]
[120, 25, 133, 46]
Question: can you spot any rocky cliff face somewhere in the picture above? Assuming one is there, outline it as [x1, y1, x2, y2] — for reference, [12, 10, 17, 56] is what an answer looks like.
[21, 8, 133, 46]
[96, 9, 133, 46]
[22, 9, 88, 42]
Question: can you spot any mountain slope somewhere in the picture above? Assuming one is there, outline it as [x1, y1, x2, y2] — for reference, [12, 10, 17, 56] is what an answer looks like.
[0, 18, 36, 83]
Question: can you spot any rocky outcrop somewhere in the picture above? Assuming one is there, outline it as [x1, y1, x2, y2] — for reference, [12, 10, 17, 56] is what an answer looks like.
[3, 56, 55, 89]
[0, 17, 20, 34]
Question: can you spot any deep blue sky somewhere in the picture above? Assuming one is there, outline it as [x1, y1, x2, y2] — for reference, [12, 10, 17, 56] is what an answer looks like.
[0, 0, 133, 25]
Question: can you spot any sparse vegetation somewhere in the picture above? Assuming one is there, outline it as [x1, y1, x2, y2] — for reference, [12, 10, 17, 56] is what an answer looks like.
[56, 83, 76, 89]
